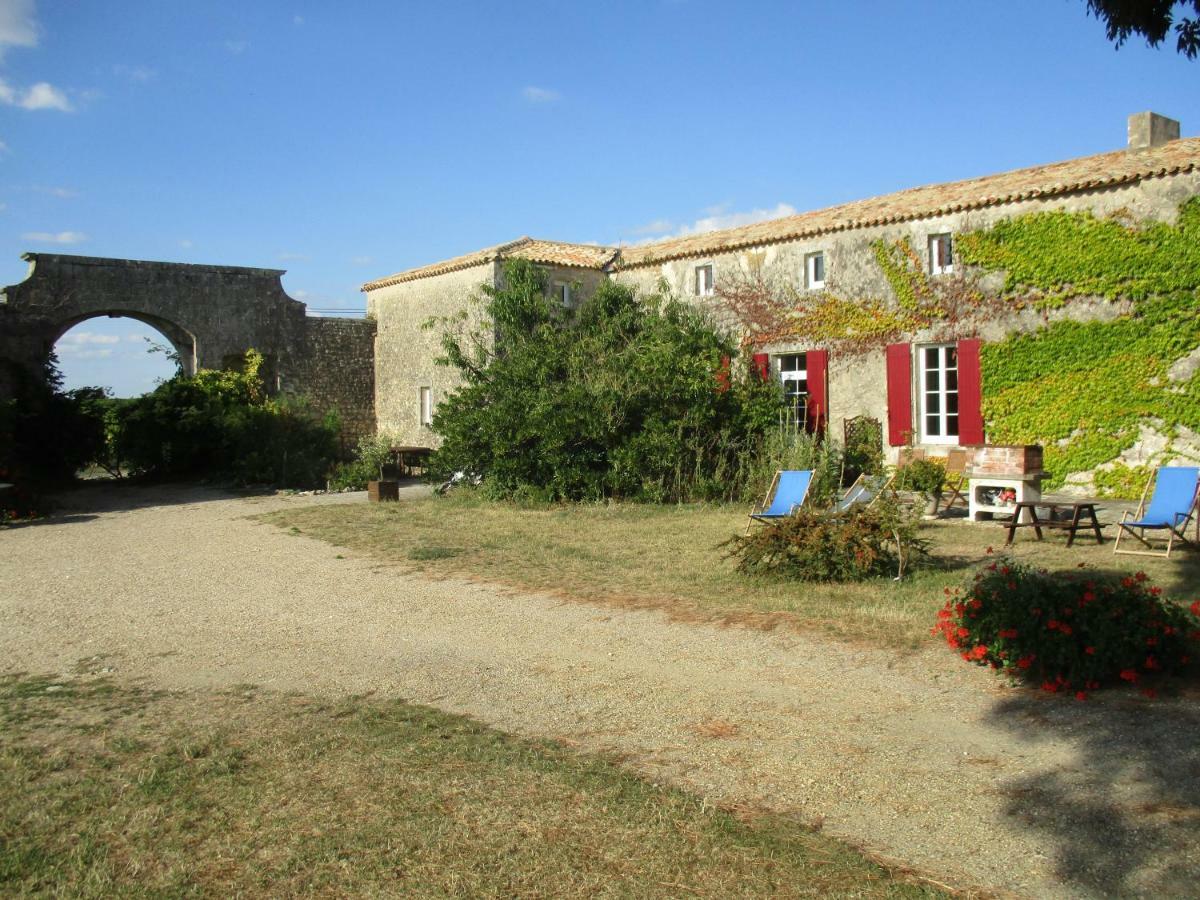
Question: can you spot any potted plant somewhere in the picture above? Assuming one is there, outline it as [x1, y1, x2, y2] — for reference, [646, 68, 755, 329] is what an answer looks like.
[897, 458, 947, 517]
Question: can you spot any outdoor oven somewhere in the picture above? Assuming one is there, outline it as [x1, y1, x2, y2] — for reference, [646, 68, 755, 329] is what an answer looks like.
[966, 445, 1044, 522]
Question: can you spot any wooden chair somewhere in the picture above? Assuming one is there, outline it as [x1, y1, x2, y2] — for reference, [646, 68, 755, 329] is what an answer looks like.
[938, 448, 970, 513]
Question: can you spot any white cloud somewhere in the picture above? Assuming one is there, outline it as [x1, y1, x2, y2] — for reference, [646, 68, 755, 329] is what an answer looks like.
[290, 288, 311, 300]
[22, 230, 87, 244]
[0, 138, 7, 154]
[0, 202, 6, 211]
[178, 239, 193, 248]
[350, 254, 373, 265]
[632, 218, 675, 235]
[522, 85, 560, 103]
[0, 0, 37, 60]
[293, 15, 304, 25]
[630, 202, 797, 243]
[277, 251, 307, 261]
[224, 39, 248, 54]
[60, 331, 120, 346]
[57, 346, 113, 359]
[0, 77, 72, 111]
[113, 64, 154, 83]
[30, 184, 76, 198]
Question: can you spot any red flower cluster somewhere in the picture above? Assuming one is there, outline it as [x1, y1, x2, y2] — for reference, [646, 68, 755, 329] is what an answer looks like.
[936, 558, 1200, 698]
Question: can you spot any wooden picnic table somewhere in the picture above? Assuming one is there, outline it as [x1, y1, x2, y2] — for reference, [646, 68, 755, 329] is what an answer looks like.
[1003, 501, 1106, 548]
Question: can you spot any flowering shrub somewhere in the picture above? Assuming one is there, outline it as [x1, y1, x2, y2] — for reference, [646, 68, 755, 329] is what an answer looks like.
[725, 497, 928, 582]
[934, 558, 1200, 697]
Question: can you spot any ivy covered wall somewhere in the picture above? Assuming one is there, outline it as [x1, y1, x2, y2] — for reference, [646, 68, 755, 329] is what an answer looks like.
[960, 199, 1200, 495]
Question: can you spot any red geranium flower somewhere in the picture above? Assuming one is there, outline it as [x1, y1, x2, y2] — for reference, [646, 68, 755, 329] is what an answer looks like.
[1120, 669, 1139, 683]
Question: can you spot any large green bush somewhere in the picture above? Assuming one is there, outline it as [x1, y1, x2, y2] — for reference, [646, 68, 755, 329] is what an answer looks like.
[108, 351, 339, 488]
[429, 259, 783, 503]
[935, 559, 1200, 697]
[0, 357, 106, 488]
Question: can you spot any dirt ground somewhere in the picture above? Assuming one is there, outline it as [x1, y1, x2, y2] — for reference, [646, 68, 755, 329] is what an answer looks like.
[3, 483, 1199, 898]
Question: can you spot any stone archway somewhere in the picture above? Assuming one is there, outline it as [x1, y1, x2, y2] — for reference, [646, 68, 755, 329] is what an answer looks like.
[0, 252, 377, 444]
[52, 309, 199, 379]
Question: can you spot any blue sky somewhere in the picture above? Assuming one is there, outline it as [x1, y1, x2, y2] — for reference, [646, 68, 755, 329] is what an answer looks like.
[1, 0, 1197, 395]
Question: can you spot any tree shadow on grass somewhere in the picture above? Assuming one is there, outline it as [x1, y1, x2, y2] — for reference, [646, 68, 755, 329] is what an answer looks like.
[985, 677, 1200, 896]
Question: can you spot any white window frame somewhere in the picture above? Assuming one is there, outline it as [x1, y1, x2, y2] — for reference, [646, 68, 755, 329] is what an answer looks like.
[777, 353, 808, 425]
[929, 233, 954, 276]
[695, 263, 714, 296]
[419, 386, 433, 427]
[918, 344, 959, 444]
[804, 251, 825, 290]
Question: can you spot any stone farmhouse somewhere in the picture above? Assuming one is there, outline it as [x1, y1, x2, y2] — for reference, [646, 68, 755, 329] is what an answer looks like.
[364, 111, 1200, 492]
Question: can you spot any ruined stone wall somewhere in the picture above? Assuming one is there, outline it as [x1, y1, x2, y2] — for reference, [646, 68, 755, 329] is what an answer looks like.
[292, 317, 377, 453]
[611, 168, 1200, 459]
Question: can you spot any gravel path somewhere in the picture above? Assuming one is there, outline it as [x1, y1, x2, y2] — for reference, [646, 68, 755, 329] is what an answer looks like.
[3, 484, 1199, 898]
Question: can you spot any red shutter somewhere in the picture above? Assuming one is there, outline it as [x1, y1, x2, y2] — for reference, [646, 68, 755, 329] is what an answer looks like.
[751, 352, 770, 381]
[956, 339, 984, 445]
[805, 349, 828, 434]
[716, 355, 731, 393]
[885, 343, 913, 447]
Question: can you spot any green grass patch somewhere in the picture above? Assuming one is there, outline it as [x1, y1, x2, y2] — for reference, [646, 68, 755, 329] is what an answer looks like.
[0, 674, 940, 897]
[260, 494, 1200, 651]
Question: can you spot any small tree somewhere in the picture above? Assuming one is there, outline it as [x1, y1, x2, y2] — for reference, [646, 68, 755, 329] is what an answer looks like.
[429, 259, 782, 502]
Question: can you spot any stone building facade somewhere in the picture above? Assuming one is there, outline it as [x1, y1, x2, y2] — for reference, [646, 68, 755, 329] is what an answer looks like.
[363, 112, 1200, 487]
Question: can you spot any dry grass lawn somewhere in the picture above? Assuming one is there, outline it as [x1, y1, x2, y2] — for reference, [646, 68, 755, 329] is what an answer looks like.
[263, 493, 1200, 651]
[0, 674, 943, 898]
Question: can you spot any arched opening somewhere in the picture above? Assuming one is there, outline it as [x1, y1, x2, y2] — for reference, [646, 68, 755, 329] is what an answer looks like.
[52, 312, 197, 398]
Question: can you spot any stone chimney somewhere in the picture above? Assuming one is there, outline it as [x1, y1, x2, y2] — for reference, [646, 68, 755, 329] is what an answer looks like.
[1128, 111, 1180, 150]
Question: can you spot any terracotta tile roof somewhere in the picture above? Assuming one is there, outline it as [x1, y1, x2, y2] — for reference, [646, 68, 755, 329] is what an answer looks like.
[362, 237, 617, 291]
[617, 137, 1200, 268]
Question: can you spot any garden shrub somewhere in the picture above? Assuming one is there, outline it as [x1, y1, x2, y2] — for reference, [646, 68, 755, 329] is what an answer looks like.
[934, 559, 1200, 697]
[327, 432, 402, 490]
[895, 458, 946, 497]
[110, 350, 339, 488]
[430, 259, 783, 503]
[724, 496, 927, 582]
[742, 413, 844, 509]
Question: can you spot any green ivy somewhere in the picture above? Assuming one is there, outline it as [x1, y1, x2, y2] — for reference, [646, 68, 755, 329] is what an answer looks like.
[972, 201, 1200, 494]
[958, 198, 1200, 305]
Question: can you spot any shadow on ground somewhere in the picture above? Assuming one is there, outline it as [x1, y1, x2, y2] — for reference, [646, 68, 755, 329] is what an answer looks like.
[986, 677, 1200, 896]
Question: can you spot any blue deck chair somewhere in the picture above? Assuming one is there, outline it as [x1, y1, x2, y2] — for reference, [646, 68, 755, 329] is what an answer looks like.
[746, 470, 813, 534]
[1114, 466, 1200, 558]
[832, 473, 894, 514]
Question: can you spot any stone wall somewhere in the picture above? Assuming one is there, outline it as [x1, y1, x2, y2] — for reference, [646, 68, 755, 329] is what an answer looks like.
[367, 261, 497, 447]
[294, 317, 377, 452]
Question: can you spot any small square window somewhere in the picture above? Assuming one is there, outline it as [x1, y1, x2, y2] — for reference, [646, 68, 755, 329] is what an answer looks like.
[805, 252, 825, 289]
[419, 386, 433, 427]
[929, 233, 954, 275]
[695, 264, 714, 296]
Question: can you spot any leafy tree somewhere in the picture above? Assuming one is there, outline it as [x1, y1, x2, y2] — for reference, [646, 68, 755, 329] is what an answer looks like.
[430, 259, 782, 502]
[1086, 0, 1200, 57]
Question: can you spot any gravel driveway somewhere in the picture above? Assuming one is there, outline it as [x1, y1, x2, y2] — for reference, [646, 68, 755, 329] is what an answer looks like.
[3, 483, 1198, 898]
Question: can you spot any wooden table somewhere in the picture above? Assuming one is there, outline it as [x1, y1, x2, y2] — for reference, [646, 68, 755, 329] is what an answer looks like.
[1003, 501, 1106, 547]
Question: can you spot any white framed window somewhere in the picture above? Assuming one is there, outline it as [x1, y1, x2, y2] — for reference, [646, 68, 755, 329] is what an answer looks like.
[929, 233, 954, 275]
[555, 282, 572, 306]
[695, 264, 714, 296]
[778, 353, 808, 424]
[919, 344, 958, 443]
[419, 386, 433, 427]
[804, 251, 825, 290]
